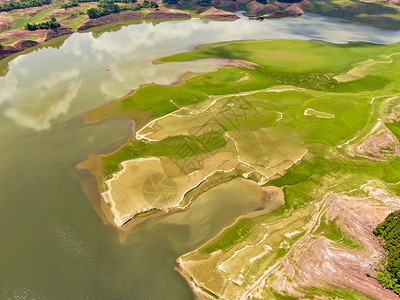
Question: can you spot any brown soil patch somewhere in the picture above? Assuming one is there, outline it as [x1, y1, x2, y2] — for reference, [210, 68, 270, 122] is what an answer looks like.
[346, 122, 400, 161]
[0, 39, 38, 59]
[263, 10, 287, 18]
[264, 4, 304, 18]
[45, 26, 73, 41]
[274, 1, 291, 8]
[285, 4, 304, 15]
[49, 8, 75, 18]
[12, 39, 39, 50]
[380, 96, 400, 123]
[212, 0, 241, 11]
[78, 10, 141, 31]
[177, 177, 400, 299]
[237, 0, 253, 4]
[272, 188, 400, 300]
[200, 7, 239, 19]
[0, 26, 72, 59]
[0, 21, 11, 31]
[264, 4, 280, 12]
[247, 1, 276, 15]
[143, 8, 192, 19]
[0, 15, 11, 31]
[225, 58, 260, 70]
[0, 28, 48, 43]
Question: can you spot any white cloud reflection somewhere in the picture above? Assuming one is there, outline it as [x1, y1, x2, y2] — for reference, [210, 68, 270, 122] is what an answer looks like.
[3, 69, 82, 131]
[0, 74, 18, 105]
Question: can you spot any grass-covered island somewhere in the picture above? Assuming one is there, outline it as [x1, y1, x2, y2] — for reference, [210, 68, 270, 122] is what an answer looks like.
[2, 0, 400, 59]
[78, 39, 400, 299]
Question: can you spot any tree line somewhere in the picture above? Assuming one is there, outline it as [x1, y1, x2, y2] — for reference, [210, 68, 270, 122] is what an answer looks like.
[61, 0, 79, 9]
[62, 0, 138, 9]
[374, 210, 400, 295]
[0, 0, 159, 20]
[162, 0, 211, 5]
[25, 17, 60, 30]
[87, 0, 158, 19]
[0, 0, 51, 12]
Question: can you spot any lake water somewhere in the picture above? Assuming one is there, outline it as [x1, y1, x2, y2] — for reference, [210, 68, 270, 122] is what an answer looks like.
[0, 14, 399, 299]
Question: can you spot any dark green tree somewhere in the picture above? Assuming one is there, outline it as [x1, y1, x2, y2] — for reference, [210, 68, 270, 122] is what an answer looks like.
[162, 0, 179, 4]
[374, 210, 400, 295]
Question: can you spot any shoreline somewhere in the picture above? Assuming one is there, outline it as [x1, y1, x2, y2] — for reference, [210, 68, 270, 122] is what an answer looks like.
[0, 25, 74, 60]
[0, 7, 241, 61]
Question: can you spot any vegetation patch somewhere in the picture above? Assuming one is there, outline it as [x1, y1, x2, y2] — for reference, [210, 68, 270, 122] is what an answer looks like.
[374, 210, 400, 295]
[315, 216, 363, 249]
[87, 0, 158, 19]
[25, 16, 60, 30]
[102, 130, 226, 178]
[0, 0, 50, 12]
[199, 218, 255, 254]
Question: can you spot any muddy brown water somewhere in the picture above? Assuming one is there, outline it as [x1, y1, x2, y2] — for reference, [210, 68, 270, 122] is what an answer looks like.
[0, 14, 399, 299]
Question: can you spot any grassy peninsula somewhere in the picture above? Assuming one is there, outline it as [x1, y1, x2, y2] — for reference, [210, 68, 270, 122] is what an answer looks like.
[79, 38, 400, 298]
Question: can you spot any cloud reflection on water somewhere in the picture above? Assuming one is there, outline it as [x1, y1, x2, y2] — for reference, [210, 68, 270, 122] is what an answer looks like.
[3, 69, 82, 131]
[0, 14, 399, 131]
